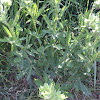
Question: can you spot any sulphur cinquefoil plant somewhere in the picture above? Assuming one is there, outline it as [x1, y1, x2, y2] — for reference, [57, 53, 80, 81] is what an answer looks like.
[0, 0, 100, 99]
[39, 82, 68, 100]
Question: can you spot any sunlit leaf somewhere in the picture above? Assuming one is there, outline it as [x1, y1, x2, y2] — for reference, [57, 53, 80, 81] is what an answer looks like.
[3, 25, 12, 37]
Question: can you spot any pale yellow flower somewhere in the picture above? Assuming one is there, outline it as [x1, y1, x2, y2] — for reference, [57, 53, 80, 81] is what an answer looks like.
[1, 0, 12, 7]
[93, 0, 100, 9]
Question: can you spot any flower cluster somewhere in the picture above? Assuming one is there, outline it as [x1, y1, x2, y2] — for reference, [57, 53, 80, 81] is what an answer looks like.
[93, 0, 100, 9]
[0, 0, 12, 7]
[23, 0, 32, 4]
[39, 83, 67, 100]
[19, 0, 33, 8]
[0, 0, 12, 21]
[84, 13, 100, 33]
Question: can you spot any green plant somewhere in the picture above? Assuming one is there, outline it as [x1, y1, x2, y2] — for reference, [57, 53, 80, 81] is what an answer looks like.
[39, 82, 68, 100]
[0, 0, 100, 99]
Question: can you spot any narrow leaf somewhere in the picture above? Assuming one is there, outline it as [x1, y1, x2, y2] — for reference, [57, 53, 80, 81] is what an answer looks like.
[43, 14, 52, 29]
[43, 72, 48, 83]
[52, 44, 63, 50]
[79, 80, 91, 96]
[3, 25, 12, 37]
[27, 66, 32, 80]
[66, 32, 71, 47]
[0, 38, 8, 42]
[60, 6, 69, 18]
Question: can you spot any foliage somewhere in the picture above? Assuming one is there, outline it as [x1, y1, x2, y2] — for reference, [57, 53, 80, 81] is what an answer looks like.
[0, 0, 100, 99]
[39, 82, 68, 100]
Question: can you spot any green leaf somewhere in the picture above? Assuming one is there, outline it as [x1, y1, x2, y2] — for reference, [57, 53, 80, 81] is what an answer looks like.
[74, 81, 80, 92]
[34, 79, 43, 87]
[27, 66, 32, 80]
[43, 14, 52, 29]
[48, 9, 54, 18]
[55, 83, 60, 91]
[66, 32, 71, 47]
[43, 72, 48, 83]
[60, 6, 69, 18]
[61, 83, 73, 90]
[67, 60, 74, 68]
[68, 73, 78, 81]
[17, 67, 29, 80]
[78, 54, 85, 60]
[3, 25, 12, 37]
[31, 49, 39, 54]
[37, 6, 45, 18]
[13, 8, 21, 26]
[58, 21, 64, 29]
[79, 79, 91, 96]
[14, 57, 21, 63]
[26, 50, 35, 57]
[9, 19, 14, 27]
[16, 23, 23, 31]
[52, 44, 64, 50]
[0, 38, 8, 42]
[19, 37, 26, 41]
[36, 20, 41, 26]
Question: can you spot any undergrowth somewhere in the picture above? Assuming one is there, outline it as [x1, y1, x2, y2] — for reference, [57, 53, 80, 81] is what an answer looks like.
[0, 0, 100, 100]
